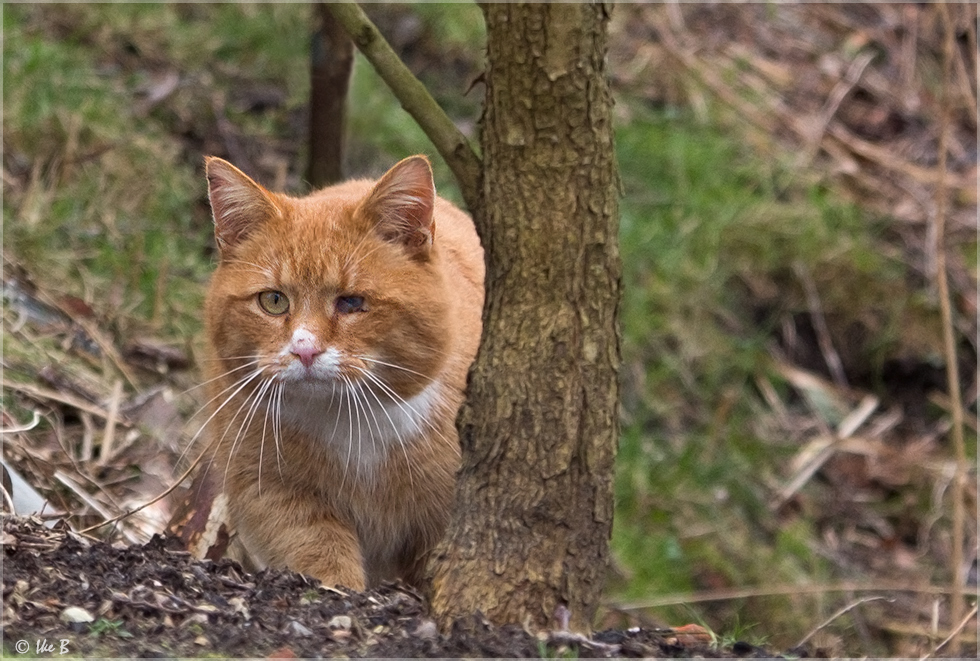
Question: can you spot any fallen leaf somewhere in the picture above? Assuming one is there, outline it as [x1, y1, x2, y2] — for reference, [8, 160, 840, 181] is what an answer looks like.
[668, 623, 711, 646]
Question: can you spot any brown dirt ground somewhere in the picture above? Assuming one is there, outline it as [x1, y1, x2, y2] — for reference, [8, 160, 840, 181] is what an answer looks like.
[2, 517, 810, 659]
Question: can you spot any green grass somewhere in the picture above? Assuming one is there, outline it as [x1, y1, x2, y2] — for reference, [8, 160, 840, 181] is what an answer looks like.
[89, 618, 133, 639]
[609, 106, 926, 637]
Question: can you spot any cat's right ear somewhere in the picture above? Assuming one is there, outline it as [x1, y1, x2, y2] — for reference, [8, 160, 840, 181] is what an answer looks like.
[205, 156, 281, 256]
[362, 155, 436, 260]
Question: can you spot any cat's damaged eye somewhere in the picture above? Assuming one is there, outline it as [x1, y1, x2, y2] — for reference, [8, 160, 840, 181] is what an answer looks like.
[258, 290, 289, 315]
[336, 295, 365, 314]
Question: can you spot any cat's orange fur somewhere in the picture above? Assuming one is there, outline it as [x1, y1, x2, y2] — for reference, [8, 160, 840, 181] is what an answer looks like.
[201, 155, 483, 590]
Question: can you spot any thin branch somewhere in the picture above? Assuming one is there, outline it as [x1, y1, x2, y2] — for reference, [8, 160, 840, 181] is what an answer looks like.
[796, 596, 888, 648]
[324, 2, 482, 213]
[1, 378, 126, 424]
[935, 3, 967, 655]
[920, 603, 978, 661]
[794, 262, 849, 388]
[610, 582, 961, 611]
[78, 438, 210, 535]
[798, 50, 874, 169]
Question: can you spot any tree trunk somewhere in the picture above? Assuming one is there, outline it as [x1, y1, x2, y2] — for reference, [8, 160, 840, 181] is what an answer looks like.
[429, 3, 621, 633]
[307, 3, 353, 187]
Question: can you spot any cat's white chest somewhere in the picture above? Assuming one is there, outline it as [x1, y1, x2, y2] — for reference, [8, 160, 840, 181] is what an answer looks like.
[279, 379, 441, 471]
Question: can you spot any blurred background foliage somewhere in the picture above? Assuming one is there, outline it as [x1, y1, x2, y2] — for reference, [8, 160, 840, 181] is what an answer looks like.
[3, 3, 976, 656]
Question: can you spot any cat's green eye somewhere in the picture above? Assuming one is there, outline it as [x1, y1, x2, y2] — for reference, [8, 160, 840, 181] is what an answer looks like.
[258, 290, 289, 315]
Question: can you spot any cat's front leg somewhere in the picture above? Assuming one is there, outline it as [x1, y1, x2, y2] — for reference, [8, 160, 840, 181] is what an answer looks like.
[234, 498, 367, 590]
[278, 518, 366, 591]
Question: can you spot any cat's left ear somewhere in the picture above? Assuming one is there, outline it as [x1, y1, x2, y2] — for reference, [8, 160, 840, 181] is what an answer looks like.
[362, 156, 436, 259]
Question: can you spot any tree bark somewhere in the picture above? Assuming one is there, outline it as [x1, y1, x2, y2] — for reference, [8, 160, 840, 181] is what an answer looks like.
[307, 3, 353, 187]
[429, 3, 621, 633]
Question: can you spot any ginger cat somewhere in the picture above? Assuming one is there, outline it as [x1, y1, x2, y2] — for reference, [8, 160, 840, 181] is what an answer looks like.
[200, 155, 483, 590]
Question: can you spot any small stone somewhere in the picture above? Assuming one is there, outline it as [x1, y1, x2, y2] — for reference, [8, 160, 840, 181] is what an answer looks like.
[229, 596, 250, 619]
[413, 619, 438, 640]
[287, 620, 313, 637]
[327, 615, 351, 630]
[59, 606, 94, 624]
[193, 635, 209, 646]
[11, 580, 29, 606]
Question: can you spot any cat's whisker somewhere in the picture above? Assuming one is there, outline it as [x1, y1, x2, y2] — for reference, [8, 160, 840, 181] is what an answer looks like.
[197, 368, 267, 490]
[176, 359, 261, 407]
[346, 375, 368, 481]
[258, 379, 274, 494]
[349, 379, 383, 484]
[200, 353, 266, 362]
[253, 377, 277, 496]
[273, 380, 285, 482]
[342, 227, 374, 272]
[356, 368, 457, 453]
[356, 356, 435, 382]
[355, 369, 432, 435]
[343, 215, 396, 273]
[355, 380, 387, 447]
[354, 376, 416, 491]
[337, 378, 355, 493]
[329, 381, 345, 442]
[175, 365, 265, 468]
[219, 373, 274, 494]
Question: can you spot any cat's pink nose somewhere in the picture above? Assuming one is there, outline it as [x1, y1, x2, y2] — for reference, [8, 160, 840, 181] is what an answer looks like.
[291, 341, 323, 368]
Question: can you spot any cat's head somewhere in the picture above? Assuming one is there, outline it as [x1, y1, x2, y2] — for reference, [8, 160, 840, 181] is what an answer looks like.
[203, 156, 450, 403]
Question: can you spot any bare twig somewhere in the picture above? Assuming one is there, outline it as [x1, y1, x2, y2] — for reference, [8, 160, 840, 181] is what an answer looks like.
[0, 410, 40, 434]
[799, 50, 874, 169]
[80, 412, 95, 462]
[98, 379, 124, 466]
[31, 287, 141, 390]
[1, 378, 126, 424]
[772, 394, 878, 509]
[324, 2, 482, 213]
[920, 603, 978, 661]
[928, 391, 980, 433]
[794, 262, 848, 388]
[610, 581, 962, 611]
[53, 470, 149, 545]
[826, 121, 974, 191]
[796, 596, 889, 647]
[935, 4, 967, 654]
[78, 437, 210, 535]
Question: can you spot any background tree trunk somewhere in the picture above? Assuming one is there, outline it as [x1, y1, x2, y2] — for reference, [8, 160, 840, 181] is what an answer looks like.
[429, 3, 621, 633]
[307, 3, 353, 187]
